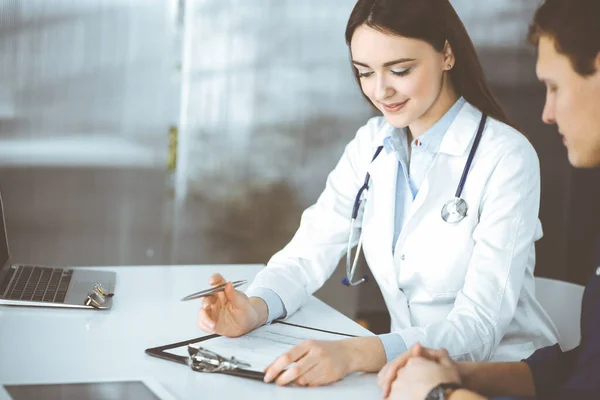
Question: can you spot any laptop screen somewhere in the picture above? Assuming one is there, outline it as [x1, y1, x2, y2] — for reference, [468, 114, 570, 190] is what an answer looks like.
[0, 195, 10, 270]
[0, 193, 11, 297]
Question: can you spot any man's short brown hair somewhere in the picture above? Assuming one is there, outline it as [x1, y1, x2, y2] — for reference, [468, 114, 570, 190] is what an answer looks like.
[529, 0, 600, 76]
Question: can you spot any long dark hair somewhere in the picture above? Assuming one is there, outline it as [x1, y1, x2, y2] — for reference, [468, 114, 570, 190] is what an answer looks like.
[345, 0, 512, 127]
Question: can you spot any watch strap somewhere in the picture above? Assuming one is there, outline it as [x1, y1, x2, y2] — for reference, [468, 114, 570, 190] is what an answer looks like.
[425, 382, 461, 400]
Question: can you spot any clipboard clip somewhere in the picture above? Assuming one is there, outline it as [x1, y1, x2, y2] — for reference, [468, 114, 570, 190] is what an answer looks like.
[84, 282, 114, 309]
[187, 344, 251, 373]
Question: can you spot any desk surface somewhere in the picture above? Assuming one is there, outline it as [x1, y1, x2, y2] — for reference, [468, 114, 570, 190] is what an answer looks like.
[0, 264, 380, 400]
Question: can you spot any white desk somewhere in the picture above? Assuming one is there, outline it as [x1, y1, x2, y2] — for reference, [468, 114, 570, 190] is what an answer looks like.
[0, 265, 380, 399]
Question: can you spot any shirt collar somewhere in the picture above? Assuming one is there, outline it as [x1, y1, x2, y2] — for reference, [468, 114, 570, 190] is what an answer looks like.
[382, 97, 466, 155]
[411, 96, 466, 153]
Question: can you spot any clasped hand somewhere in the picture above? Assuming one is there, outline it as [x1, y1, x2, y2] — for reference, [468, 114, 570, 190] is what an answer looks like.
[378, 343, 461, 399]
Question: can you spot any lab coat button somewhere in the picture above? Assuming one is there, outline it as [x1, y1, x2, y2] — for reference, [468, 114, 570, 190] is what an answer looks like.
[400, 254, 405, 261]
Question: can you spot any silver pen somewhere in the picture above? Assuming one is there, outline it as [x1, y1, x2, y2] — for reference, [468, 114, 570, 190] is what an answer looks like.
[180, 279, 248, 301]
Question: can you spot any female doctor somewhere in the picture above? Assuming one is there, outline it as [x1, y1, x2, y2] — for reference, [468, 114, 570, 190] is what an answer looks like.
[197, 0, 558, 387]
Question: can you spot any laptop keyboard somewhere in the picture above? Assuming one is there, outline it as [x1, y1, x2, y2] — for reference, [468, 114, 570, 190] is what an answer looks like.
[5, 265, 73, 303]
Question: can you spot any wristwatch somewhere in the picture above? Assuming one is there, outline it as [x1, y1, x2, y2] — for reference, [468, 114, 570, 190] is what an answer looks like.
[425, 383, 461, 400]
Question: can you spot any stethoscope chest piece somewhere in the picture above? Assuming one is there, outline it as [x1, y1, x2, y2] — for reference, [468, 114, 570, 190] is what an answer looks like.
[441, 197, 468, 224]
[439, 113, 488, 225]
[342, 113, 487, 287]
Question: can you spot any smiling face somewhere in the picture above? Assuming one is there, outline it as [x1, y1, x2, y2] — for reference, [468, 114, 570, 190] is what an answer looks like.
[536, 35, 600, 168]
[350, 24, 456, 134]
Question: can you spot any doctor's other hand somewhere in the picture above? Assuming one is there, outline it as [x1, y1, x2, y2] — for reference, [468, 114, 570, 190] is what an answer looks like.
[387, 353, 461, 400]
[379, 343, 453, 398]
[263, 339, 352, 387]
[196, 273, 267, 337]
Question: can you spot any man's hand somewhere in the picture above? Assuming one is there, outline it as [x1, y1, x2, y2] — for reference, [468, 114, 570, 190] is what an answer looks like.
[378, 343, 453, 398]
[387, 349, 461, 400]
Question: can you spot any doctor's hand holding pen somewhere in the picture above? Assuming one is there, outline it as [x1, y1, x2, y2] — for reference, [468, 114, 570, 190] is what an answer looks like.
[195, 275, 389, 386]
[196, 274, 268, 337]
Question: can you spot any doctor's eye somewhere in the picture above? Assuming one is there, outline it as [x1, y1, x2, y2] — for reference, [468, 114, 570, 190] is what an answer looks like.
[357, 71, 374, 78]
[391, 68, 411, 77]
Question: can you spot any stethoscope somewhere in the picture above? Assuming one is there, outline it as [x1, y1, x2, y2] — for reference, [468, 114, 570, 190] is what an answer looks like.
[342, 114, 488, 287]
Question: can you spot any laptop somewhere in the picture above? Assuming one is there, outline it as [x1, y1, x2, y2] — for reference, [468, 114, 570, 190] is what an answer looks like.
[0, 192, 116, 309]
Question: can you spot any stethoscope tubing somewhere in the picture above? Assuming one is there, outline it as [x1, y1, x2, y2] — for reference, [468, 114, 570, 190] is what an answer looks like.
[344, 113, 488, 286]
[454, 114, 487, 198]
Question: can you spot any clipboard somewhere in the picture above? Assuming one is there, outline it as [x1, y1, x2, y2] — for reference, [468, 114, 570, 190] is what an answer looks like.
[145, 321, 356, 381]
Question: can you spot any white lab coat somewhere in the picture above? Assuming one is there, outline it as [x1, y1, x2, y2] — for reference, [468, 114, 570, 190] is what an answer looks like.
[248, 102, 558, 362]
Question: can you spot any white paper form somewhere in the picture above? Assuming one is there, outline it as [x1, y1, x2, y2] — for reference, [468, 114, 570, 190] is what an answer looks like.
[185, 323, 354, 372]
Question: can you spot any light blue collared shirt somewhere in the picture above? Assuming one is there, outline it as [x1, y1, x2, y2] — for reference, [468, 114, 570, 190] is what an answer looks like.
[247, 97, 466, 363]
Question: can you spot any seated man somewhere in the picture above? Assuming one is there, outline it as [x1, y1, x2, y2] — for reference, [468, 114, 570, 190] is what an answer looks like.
[378, 0, 600, 399]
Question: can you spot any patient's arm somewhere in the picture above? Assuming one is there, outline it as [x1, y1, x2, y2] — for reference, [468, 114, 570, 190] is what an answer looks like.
[382, 344, 536, 399]
[458, 361, 535, 398]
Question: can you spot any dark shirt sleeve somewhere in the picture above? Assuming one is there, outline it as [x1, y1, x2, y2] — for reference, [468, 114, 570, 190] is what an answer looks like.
[523, 343, 579, 398]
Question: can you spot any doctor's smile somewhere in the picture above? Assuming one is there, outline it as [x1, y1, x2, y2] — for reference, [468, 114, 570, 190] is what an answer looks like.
[381, 100, 409, 113]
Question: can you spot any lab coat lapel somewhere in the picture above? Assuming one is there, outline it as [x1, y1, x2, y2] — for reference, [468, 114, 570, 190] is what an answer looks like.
[397, 104, 481, 245]
[365, 145, 411, 324]
[403, 166, 432, 230]
[365, 148, 397, 257]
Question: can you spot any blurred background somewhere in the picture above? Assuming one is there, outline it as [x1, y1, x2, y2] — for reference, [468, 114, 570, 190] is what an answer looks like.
[1, 0, 599, 332]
